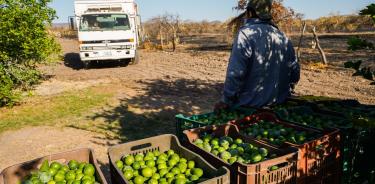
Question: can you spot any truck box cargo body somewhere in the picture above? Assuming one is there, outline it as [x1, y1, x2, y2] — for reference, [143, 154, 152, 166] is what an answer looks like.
[74, 0, 140, 63]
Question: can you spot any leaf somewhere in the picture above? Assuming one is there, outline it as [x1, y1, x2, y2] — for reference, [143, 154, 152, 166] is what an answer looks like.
[344, 61, 354, 69]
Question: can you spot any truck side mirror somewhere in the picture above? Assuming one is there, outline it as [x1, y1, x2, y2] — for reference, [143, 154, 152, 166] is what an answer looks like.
[69, 16, 77, 31]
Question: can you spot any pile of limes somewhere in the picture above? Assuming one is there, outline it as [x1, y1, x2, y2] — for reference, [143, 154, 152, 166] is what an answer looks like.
[192, 110, 246, 125]
[243, 120, 317, 146]
[22, 160, 98, 184]
[285, 112, 350, 129]
[193, 135, 277, 166]
[115, 150, 204, 184]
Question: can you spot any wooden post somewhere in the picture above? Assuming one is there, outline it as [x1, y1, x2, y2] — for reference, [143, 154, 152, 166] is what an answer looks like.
[312, 27, 328, 65]
[297, 21, 306, 61]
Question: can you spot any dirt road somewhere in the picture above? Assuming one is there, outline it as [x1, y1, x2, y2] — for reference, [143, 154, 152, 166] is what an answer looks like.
[0, 37, 374, 182]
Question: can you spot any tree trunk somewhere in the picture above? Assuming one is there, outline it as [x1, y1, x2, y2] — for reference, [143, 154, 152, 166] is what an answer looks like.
[160, 30, 164, 50]
[172, 30, 177, 52]
[297, 21, 306, 61]
[312, 27, 328, 65]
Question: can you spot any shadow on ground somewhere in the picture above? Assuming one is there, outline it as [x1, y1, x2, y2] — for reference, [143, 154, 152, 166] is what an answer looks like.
[63, 52, 130, 70]
[88, 79, 224, 143]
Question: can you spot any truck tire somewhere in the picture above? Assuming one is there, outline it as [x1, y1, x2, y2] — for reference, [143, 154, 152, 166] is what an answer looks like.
[130, 51, 139, 65]
[82, 61, 90, 69]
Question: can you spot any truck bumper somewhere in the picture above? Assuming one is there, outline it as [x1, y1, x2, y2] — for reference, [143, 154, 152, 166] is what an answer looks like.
[79, 49, 136, 62]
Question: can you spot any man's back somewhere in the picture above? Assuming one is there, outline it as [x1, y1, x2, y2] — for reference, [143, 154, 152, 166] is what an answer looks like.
[222, 18, 300, 108]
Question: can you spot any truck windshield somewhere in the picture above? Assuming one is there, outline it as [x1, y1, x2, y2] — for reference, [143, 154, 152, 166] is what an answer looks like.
[80, 14, 130, 31]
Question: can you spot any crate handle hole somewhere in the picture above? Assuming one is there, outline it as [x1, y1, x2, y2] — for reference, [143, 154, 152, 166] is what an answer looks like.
[131, 143, 152, 151]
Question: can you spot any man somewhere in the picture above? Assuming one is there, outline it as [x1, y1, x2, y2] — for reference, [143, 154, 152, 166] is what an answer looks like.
[216, 0, 300, 110]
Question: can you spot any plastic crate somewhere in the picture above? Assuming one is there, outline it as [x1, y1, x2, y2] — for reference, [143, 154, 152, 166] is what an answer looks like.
[0, 148, 107, 184]
[108, 134, 230, 184]
[271, 105, 362, 182]
[232, 112, 342, 184]
[183, 124, 298, 184]
[176, 107, 257, 141]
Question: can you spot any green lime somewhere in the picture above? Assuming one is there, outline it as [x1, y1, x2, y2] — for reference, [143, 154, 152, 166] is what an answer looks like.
[124, 155, 135, 166]
[50, 162, 62, 170]
[135, 154, 144, 162]
[187, 161, 195, 169]
[167, 150, 175, 156]
[82, 175, 92, 181]
[178, 163, 187, 173]
[72, 181, 80, 184]
[83, 164, 95, 176]
[159, 169, 168, 177]
[171, 167, 180, 175]
[133, 176, 145, 184]
[65, 171, 76, 181]
[251, 154, 263, 163]
[168, 159, 177, 167]
[123, 170, 134, 180]
[179, 158, 187, 163]
[132, 162, 141, 170]
[47, 168, 57, 176]
[40, 160, 50, 172]
[165, 173, 174, 178]
[152, 173, 160, 180]
[270, 165, 279, 171]
[47, 181, 56, 184]
[146, 160, 155, 167]
[81, 179, 93, 184]
[235, 138, 243, 144]
[175, 178, 187, 184]
[141, 167, 153, 178]
[157, 163, 167, 170]
[116, 160, 124, 169]
[78, 163, 86, 170]
[258, 148, 268, 157]
[56, 170, 65, 176]
[148, 179, 158, 184]
[68, 160, 79, 170]
[192, 168, 203, 177]
[170, 154, 180, 162]
[190, 175, 200, 181]
[60, 165, 70, 172]
[75, 173, 84, 180]
[54, 173, 65, 182]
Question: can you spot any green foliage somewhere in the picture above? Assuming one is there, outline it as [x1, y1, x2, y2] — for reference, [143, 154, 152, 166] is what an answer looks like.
[0, 65, 18, 106]
[347, 37, 374, 51]
[0, 0, 61, 106]
[0, 0, 60, 63]
[360, 3, 375, 23]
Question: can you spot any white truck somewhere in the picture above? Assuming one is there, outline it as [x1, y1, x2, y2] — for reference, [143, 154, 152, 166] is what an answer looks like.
[72, 0, 141, 67]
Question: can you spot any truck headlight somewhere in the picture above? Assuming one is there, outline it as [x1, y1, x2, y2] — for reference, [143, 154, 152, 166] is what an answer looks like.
[81, 46, 93, 51]
[120, 45, 132, 49]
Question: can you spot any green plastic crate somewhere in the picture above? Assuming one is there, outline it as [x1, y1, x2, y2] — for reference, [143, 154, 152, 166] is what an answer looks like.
[175, 107, 256, 141]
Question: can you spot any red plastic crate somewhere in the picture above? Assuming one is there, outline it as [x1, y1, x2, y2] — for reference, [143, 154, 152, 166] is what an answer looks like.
[232, 112, 342, 184]
[183, 124, 298, 184]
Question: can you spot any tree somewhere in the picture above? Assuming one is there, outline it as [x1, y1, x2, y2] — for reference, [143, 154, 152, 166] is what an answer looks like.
[231, 0, 301, 34]
[0, 0, 60, 106]
[143, 13, 181, 52]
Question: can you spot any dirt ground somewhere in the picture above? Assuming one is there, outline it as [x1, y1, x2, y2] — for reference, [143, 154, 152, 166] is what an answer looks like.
[1, 35, 374, 182]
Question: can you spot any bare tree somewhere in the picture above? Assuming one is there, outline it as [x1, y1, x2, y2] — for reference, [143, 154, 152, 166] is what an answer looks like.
[160, 13, 181, 52]
[312, 27, 328, 65]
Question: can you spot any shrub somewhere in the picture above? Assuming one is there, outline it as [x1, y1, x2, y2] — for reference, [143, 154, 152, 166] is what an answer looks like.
[0, 0, 60, 106]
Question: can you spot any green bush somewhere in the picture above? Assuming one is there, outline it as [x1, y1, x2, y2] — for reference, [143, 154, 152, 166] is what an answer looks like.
[347, 37, 374, 51]
[0, 0, 61, 106]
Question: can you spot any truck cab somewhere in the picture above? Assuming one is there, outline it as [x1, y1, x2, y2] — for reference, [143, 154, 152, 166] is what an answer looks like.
[74, 0, 140, 66]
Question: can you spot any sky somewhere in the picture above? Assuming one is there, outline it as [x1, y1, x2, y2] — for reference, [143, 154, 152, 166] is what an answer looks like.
[50, 0, 374, 23]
